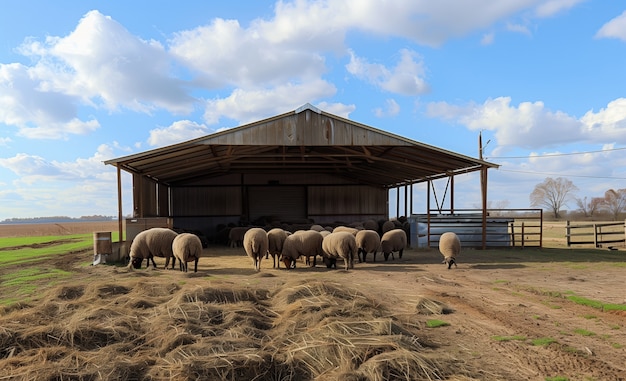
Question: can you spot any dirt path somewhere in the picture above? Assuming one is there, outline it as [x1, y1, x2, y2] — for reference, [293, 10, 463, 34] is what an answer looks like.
[1, 245, 625, 380]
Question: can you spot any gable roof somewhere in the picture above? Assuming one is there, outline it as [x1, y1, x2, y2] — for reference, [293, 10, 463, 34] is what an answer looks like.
[104, 104, 498, 188]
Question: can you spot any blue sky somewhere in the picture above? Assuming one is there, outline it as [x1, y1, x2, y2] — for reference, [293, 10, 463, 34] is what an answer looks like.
[1, 1, 626, 221]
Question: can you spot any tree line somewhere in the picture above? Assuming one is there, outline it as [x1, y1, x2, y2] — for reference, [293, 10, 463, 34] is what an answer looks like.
[530, 177, 626, 220]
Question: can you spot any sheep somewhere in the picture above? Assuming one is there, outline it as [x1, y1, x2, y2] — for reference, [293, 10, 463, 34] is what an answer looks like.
[380, 228, 407, 261]
[332, 226, 360, 236]
[172, 233, 202, 273]
[281, 230, 323, 269]
[381, 220, 397, 234]
[438, 232, 460, 269]
[128, 227, 178, 270]
[355, 229, 380, 262]
[243, 228, 269, 272]
[267, 228, 289, 268]
[310, 224, 325, 232]
[321, 231, 356, 270]
[361, 219, 379, 232]
[228, 226, 251, 248]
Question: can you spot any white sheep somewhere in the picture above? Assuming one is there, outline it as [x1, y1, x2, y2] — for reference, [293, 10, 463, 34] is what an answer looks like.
[309, 224, 325, 232]
[228, 226, 251, 248]
[267, 228, 289, 268]
[280, 230, 323, 269]
[243, 227, 269, 272]
[355, 229, 380, 262]
[380, 228, 407, 261]
[321, 231, 357, 270]
[172, 233, 202, 273]
[128, 227, 178, 270]
[332, 226, 360, 235]
[438, 232, 460, 269]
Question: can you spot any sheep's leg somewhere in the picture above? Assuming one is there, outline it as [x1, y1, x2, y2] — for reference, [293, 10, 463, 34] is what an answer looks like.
[399, 249, 403, 259]
[149, 256, 157, 268]
[193, 258, 199, 273]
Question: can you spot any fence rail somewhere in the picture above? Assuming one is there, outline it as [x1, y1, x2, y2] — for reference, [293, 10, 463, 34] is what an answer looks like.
[565, 221, 625, 248]
[420, 208, 543, 249]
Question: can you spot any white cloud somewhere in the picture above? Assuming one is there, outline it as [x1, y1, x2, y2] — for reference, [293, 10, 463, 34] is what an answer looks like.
[374, 99, 401, 118]
[427, 97, 582, 150]
[148, 120, 211, 147]
[346, 49, 429, 95]
[203, 79, 336, 125]
[315, 102, 356, 118]
[20, 10, 196, 114]
[481, 32, 495, 45]
[580, 98, 626, 143]
[596, 10, 626, 41]
[534, 0, 584, 18]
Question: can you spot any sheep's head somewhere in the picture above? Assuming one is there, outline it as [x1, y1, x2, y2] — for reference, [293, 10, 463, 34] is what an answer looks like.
[130, 256, 143, 269]
[323, 257, 336, 269]
[282, 257, 295, 269]
[443, 257, 456, 269]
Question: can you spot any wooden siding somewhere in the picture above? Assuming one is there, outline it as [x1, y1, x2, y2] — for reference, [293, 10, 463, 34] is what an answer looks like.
[171, 186, 242, 216]
[308, 185, 387, 215]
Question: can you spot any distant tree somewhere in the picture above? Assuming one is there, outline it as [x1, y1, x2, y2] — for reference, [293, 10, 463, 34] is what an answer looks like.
[602, 189, 626, 220]
[575, 196, 604, 218]
[530, 177, 578, 219]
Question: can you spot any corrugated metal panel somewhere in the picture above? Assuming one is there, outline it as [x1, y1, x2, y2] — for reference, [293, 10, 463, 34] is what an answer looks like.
[172, 186, 242, 216]
[248, 186, 306, 222]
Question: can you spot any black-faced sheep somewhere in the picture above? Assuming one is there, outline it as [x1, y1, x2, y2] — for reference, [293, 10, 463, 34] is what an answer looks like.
[322, 231, 357, 270]
[243, 228, 269, 272]
[267, 228, 289, 268]
[439, 232, 460, 269]
[355, 229, 380, 263]
[281, 230, 323, 269]
[128, 227, 178, 270]
[381, 220, 397, 234]
[380, 228, 407, 261]
[172, 233, 202, 273]
[229, 226, 251, 248]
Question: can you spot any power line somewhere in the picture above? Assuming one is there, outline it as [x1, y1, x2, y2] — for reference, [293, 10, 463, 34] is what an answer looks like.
[486, 146, 626, 160]
[498, 168, 626, 180]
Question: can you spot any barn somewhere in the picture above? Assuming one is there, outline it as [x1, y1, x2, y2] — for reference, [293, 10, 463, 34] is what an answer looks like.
[104, 103, 499, 246]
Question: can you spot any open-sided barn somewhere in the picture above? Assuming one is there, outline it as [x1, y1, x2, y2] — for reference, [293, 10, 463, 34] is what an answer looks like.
[105, 103, 499, 245]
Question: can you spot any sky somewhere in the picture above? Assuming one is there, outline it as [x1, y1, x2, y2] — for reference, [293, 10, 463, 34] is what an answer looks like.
[1, 0, 626, 221]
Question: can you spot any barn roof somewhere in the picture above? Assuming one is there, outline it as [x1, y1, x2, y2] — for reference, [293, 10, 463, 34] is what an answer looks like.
[104, 103, 498, 188]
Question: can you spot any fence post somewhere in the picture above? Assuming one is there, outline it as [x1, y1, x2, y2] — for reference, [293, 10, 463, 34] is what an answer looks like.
[566, 220, 571, 247]
[521, 222, 525, 249]
[510, 222, 515, 247]
[593, 223, 598, 248]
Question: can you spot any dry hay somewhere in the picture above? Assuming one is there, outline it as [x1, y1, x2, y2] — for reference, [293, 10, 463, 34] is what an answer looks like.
[0, 277, 461, 380]
[415, 297, 455, 315]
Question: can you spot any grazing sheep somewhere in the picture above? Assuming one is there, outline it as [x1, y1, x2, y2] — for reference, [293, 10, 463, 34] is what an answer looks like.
[172, 233, 202, 273]
[332, 226, 360, 236]
[322, 231, 357, 270]
[355, 230, 381, 263]
[128, 228, 178, 270]
[439, 232, 460, 269]
[380, 229, 407, 261]
[243, 228, 269, 272]
[229, 226, 251, 248]
[281, 230, 323, 269]
[382, 220, 397, 234]
[310, 224, 325, 232]
[267, 228, 289, 268]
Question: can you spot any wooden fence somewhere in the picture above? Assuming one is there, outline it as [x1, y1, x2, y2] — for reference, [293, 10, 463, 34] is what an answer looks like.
[565, 220, 625, 248]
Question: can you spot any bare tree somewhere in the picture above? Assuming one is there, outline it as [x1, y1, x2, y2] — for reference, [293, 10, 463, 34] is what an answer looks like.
[602, 189, 626, 220]
[575, 196, 604, 218]
[530, 177, 578, 218]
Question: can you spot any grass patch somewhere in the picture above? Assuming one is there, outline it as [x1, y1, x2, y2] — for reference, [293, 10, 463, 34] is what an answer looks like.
[0, 234, 95, 266]
[491, 335, 526, 342]
[567, 295, 626, 312]
[612, 343, 623, 349]
[0, 267, 73, 304]
[573, 328, 595, 337]
[582, 314, 597, 319]
[426, 319, 450, 328]
[532, 337, 556, 346]
[545, 376, 569, 381]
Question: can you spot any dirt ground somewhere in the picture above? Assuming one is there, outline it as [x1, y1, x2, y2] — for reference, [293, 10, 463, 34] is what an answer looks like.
[1, 234, 624, 380]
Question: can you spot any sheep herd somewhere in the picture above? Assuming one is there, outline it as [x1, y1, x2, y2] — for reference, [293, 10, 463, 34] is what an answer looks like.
[127, 219, 461, 273]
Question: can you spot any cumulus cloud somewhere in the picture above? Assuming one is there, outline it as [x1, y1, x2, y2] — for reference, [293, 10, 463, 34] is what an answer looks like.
[19, 10, 195, 114]
[580, 98, 626, 142]
[203, 79, 337, 125]
[427, 97, 583, 150]
[148, 120, 211, 147]
[534, 0, 584, 18]
[374, 99, 401, 117]
[315, 102, 356, 119]
[346, 49, 429, 95]
[596, 10, 626, 41]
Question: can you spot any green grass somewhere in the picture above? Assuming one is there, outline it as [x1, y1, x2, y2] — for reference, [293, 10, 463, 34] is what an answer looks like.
[544, 376, 569, 381]
[491, 335, 526, 342]
[567, 295, 626, 312]
[426, 319, 450, 328]
[0, 234, 98, 265]
[573, 328, 595, 337]
[0, 267, 73, 304]
[531, 337, 556, 346]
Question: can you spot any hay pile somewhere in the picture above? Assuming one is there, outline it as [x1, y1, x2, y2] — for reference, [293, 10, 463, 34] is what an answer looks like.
[0, 275, 460, 380]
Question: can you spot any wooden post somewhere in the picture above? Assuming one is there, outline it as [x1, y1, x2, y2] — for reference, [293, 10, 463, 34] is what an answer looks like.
[593, 223, 598, 248]
[566, 220, 570, 247]
[510, 222, 515, 247]
[116, 164, 123, 242]
[521, 222, 525, 250]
